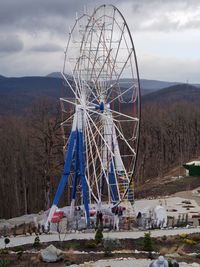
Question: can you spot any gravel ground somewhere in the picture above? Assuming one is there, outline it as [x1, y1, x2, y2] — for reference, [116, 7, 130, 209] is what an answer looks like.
[75, 258, 200, 267]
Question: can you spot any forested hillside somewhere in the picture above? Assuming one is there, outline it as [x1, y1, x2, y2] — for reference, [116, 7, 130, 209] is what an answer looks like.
[0, 101, 64, 218]
[0, 75, 185, 115]
[138, 84, 200, 177]
[0, 82, 200, 219]
[137, 100, 200, 182]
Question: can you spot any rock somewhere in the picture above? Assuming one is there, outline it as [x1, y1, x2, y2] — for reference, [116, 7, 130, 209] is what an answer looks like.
[40, 244, 63, 262]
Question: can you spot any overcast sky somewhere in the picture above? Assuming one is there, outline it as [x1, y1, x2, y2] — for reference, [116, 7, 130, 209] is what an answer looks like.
[0, 0, 200, 82]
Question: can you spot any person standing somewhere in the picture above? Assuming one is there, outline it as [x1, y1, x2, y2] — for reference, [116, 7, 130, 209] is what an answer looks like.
[113, 207, 119, 231]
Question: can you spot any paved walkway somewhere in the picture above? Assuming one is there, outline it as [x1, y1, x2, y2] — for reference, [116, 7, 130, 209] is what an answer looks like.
[79, 258, 199, 267]
[0, 227, 200, 249]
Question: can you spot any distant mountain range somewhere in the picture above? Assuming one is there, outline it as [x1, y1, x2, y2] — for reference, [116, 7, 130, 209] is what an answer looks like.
[0, 73, 199, 114]
[46, 72, 186, 90]
[0, 76, 63, 114]
[142, 84, 200, 105]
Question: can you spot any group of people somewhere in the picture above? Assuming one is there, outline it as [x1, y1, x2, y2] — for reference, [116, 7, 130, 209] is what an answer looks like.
[95, 206, 124, 231]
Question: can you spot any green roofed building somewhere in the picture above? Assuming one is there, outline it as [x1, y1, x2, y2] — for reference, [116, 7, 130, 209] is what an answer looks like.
[183, 161, 200, 176]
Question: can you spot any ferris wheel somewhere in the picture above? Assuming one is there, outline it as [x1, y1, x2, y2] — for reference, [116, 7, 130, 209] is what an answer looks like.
[47, 5, 141, 227]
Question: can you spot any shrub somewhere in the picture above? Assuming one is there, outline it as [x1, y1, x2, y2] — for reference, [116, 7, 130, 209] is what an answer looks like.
[95, 229, 103, 244]
[0, 259, 9, 267]
[143, 232, 154, 252]
[143, 232, 154, 258]
[168, 259, 173, 267]
[179, 233, 188, 239]
[168, 258, 180, 267]
[184, 238, 197, 245]
[33, 235, 40, 248]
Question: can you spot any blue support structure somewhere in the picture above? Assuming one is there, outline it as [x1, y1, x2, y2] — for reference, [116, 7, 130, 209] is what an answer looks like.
[109, 159, 119, 204]
[71, 130, 79, 200]
[127, 184, 134, 205]
[78, 131, 90, 227]
[49, 120, 91, 228]
[53, 130, 76, 205]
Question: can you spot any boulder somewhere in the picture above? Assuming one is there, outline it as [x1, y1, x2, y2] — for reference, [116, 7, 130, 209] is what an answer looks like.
[40, 244, 63, 262]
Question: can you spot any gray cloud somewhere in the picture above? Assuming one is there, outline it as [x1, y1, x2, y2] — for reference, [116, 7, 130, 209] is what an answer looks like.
[30, 43, 63, 52]
[0, 0, 200, 81]
[0, 0, 200, 34]
[0, 35, 24, 53]
[0, 0, 123, 34]
[182, 19, 200, 30]
[130, 0, 200, 32]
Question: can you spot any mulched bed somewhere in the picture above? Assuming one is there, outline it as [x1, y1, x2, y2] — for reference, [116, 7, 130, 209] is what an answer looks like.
[1, 233, 200, 266]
